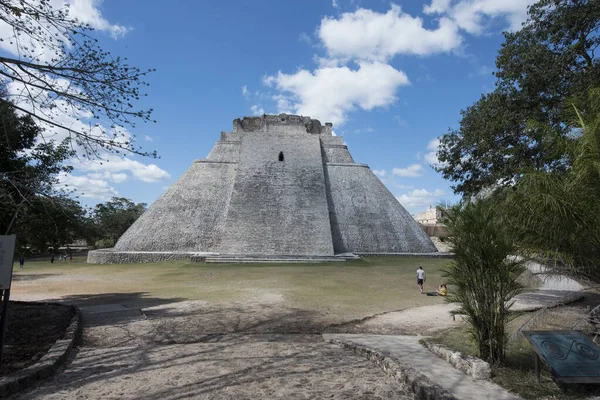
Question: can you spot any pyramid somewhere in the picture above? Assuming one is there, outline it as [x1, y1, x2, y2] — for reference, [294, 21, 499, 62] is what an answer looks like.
[88, 114, 437, 263]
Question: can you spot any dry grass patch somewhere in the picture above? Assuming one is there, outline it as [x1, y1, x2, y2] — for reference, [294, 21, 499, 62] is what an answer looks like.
[12, 256, 450, 322]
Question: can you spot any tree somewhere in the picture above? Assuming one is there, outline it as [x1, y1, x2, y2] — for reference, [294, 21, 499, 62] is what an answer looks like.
[0, 95, 73, 235]
[15, 195, 88, 254]
[92, 197, 145, 247]
[505, 87, 600, 282]
[442, 199, 526, 364]
[0, 0, 156, 158]
[436, 0, 600, 196]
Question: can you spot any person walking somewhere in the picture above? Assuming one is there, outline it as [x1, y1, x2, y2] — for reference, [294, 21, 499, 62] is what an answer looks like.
[50, 255, 55, 263]
[19, 257, 24, 269]
[416, 266, 426, 294]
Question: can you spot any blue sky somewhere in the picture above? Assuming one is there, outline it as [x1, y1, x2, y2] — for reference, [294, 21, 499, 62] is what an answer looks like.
[3, 0, 537, 213]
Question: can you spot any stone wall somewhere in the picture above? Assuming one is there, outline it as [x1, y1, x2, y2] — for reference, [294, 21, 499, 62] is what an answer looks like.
[114, 160, 236, 252]
[216, 134, 335, 256]
[325, 163, 437, 253]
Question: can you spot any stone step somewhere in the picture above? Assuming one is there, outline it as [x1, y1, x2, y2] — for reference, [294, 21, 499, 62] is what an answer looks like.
[201, 257, 350, 264]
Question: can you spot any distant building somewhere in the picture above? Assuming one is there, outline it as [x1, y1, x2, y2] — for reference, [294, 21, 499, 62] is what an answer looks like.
[413, 205, 441, 225]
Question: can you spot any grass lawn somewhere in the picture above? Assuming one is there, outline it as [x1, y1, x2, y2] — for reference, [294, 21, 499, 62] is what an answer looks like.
[12, 256, 449, 321]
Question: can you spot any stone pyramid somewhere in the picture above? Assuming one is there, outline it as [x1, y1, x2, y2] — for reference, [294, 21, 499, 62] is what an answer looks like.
[88, 114, 437, 263]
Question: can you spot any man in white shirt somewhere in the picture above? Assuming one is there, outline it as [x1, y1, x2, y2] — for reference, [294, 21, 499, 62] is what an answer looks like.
[416, 266, 426, 294]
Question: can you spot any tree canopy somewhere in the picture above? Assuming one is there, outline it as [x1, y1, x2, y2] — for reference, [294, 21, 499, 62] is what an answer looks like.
[0, 0, 156, 158]
[436, 0, 600, 196]
[0, 95, 73, 235]
[92, 197, 146, 247]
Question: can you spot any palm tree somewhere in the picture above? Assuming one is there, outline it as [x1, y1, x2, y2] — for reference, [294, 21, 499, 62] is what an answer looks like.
[506, 87, 600, 282]
[443, 199, 526, 363]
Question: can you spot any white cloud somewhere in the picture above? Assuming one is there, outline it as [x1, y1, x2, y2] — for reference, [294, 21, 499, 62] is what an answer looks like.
[74, 156, 171, 183]
[423, 0, 452, 15]
[332, 0, 339, 8]
[396, 188, 446, 211]
[110, 173, 128, 183]
[424, 138, 441, 166]
[392, 164, 424, 178]
[144, 135, 154, 142]
[318, 5, 462, 62]
[250, 104, 265, 116]
[425, 0, 536, 34]
[373, 169, 387, 177]
[264, 62, 409, 125]
[57, 173, 118, 200]
[65, 0, 131, 38]
[242, 85, 249, 99]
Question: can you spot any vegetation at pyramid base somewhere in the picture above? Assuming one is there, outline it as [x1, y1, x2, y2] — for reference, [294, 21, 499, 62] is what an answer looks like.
[442, 199, 526, 364]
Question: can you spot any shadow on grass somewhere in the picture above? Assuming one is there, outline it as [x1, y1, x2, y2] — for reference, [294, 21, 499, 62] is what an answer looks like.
[12, 273, 57, 282]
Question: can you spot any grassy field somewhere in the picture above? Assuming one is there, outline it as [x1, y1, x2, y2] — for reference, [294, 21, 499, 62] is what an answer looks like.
[12, 256, 450, 320]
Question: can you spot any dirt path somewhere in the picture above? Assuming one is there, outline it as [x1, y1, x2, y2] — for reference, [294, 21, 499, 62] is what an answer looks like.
[10, 296, 415, 399]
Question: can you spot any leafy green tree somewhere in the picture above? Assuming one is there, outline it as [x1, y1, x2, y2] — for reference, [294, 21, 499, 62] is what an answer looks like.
[505, 87, 600, 282]
[436, 0, 600, 196]
[92, 197, 145, 246]
[15, 196, 88, 254]
[443, 200, 526, 363]
[0, 96, 73, 235]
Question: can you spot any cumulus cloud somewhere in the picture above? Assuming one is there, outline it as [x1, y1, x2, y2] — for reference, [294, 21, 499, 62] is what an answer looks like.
[373, 169, 387, 177]
[74, 156, 171, 183]
[0, 0, 131, 59]
[318, 5, 462, 62]
[144, 135, 154, 142]
[423, 0, 452, 15]
[424, 0, 535, 34]
[66, 0, 131, 38]
[396, 188, 446, 211]
[392, 164, 424, 178]
[260, 1, 533, 127]
[264, 62, 409, 125]
[57, 173, 118, 200]
[424, 138, 441, 166]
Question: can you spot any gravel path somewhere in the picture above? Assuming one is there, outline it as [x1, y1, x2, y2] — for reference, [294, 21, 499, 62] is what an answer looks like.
[10, 299, 411, 399]
[12, 336, 409, 399]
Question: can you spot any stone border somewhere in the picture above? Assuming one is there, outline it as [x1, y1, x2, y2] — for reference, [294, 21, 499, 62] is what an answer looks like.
[420, 339, 491, 380]
[328, 338, 456, 400]
[356, 252, 454, 258]
[0, 304, 82, 397]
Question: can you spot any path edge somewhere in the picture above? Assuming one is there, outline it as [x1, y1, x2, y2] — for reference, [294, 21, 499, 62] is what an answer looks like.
[420, 339, 491, 380]
[328, 338, 457, 400]
[0, 304, 82, 397]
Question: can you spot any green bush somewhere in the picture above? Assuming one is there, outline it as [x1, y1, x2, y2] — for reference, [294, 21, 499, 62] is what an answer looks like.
[443, 199, 526, 363]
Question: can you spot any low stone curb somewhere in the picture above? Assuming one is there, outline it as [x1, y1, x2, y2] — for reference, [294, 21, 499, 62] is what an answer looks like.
[328, 338, 456, 400]
[420, 339, 491, 380]
[0, 305, 82, 397]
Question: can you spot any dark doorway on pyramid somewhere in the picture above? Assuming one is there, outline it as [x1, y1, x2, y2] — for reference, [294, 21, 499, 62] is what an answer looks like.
[279, 151, 284, 161]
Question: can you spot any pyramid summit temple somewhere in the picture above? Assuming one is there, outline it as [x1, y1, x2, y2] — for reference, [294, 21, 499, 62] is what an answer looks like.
[88, 114, 437, 263]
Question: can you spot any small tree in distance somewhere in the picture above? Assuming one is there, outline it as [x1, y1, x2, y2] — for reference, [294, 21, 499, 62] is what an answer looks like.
[442, 199, 526, 364]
